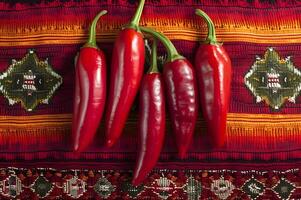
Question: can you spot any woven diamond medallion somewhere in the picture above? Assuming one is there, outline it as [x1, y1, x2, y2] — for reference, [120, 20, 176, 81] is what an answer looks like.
[245, 47, 301, 110]
[0, 50, 63, 111]
[31, 176, 53, 198]
[272, 178, 295, 200]
[242, 177, 265, 199]
[94, 177, 115, 198]
[211, 176, 234, 200]
[121, 181, 144, 198]
[1, 173, 22, 198]
[64, 175, 86, 198]
[148, 175, 179, 200]
[184, 176, 202, 200]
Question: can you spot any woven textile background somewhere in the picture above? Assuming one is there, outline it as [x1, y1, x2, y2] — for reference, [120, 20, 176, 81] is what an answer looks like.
[0, 0, 301, 199]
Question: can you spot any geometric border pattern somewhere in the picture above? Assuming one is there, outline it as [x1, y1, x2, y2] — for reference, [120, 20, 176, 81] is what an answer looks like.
[242, 176, 265, 199]
[0, 167, 301, 199]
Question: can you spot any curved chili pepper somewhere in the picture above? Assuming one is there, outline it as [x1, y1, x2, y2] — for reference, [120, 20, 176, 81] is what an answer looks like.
[72, 10, 107, 152]
[132, 40, 165, 186]
[195, 9, 232, 148]
[140, 27, 198, 159]
[105, 0, 145, 147]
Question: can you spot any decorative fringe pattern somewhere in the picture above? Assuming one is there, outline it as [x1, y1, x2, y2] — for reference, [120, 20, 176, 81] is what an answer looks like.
[226, 113, 301, 152]
[0, 113, 299, 162]
[0, 114, 71, 151]
[0, 167, 300, 199]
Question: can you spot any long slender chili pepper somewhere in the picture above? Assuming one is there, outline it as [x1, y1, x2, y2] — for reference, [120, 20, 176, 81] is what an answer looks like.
[132, 40, 165, 186]
[140, 27, 198, 159]
[72, 10, 107, 152]
[105, 0, 145, 147]
[195, 9, 232, 148]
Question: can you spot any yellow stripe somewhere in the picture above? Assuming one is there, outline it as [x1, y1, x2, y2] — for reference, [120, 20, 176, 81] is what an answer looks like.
[1, 19, 301, 46]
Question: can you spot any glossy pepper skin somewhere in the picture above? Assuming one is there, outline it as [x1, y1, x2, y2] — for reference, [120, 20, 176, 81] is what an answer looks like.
[132, 40, 165, 186]
[163, 59, 198, 158]
[105, 0, 145, 147]
[72, 10, 107, 152]
[195, 9, 232, 148]
[140, 27, 198, 159]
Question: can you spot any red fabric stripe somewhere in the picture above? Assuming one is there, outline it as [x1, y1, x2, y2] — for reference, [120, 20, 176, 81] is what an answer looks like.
[0, 118, 300, 163]
[0, 5, 300, 25]
[1, 42, 301, 115]
[0, 1, 300, 167]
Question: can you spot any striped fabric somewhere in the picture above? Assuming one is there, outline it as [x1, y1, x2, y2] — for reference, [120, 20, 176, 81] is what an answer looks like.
[0, 0, 300, 169]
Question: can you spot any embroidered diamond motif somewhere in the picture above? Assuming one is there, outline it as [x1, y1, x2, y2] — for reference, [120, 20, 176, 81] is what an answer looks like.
[155, 176, 174, 200]
[63, 175, 86, 199]
[0, 50, 62, 111]
[272, 178, 295, 200]
[242, 177, 265, 199]
[184, 176, 202, 200]
[211, 176, 235, 200]
[245, 47, 301, 110]
[94, 177, 115, 199]
[0, 173, 22, 198]
[31, 176, 53, 198]
[147, 175, 178, 200]
[121, 181, 144, 198]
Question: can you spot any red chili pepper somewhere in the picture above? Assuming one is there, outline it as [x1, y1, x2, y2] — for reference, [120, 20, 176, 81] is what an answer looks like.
[195, 9, 232, 148]
[140, 27, 198, 159]
[132, 40, 165, 185]
[105, 0, 145, 147]
[72, 10, 107, 152]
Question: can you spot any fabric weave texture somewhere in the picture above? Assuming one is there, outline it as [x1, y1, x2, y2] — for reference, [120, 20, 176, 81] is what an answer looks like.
[0, 0, 300, 172]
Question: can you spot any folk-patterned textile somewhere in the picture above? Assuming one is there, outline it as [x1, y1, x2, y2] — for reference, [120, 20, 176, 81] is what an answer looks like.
[0, 167, 301, 199]
[0, 0, 301, 199]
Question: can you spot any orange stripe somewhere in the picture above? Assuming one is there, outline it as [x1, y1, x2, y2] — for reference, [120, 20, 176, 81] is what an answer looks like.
[0, 113, 299, 120]
[0, 113, 299, 138]
[0, 19, 301, 46]
[0, 114, 72, 127]
[1, 32, 301, 46]
[0, 113, 298, 128]
[227, 113, 301, 120]
[0, 113, 299, 121]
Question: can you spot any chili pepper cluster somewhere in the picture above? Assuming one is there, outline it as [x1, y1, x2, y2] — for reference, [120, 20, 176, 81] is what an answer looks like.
[71, 0, 232, 185]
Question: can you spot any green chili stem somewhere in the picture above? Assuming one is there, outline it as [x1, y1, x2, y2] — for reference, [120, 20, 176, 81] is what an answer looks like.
[195, 9, 218, 45]
[128, 0, 145, 29]
[140, 27, 182, 62]
[85, 10, 107, 48]
[148, 39, 159, 73]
